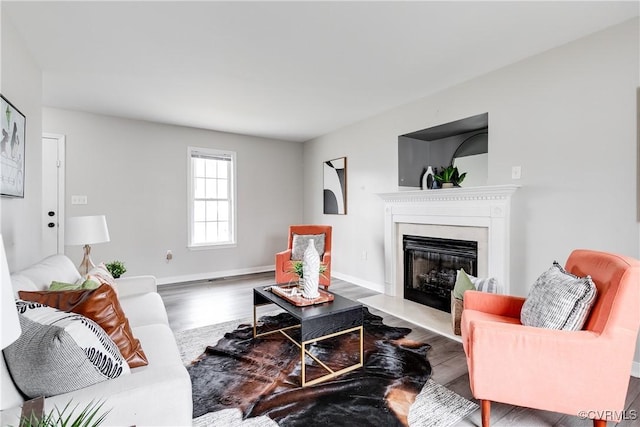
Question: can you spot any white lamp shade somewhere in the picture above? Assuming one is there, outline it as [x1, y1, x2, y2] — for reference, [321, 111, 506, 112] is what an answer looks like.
[65, 215, 110, 246]
[1, 234, 21, 348]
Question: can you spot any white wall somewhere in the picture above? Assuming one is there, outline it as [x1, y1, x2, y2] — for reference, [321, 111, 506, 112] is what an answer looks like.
[303, 19, 640, 371]
[0, 11, 43, 270]
[42, 108, 303, 282]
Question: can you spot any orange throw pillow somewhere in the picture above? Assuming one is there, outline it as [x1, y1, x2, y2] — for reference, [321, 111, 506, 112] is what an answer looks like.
[18, 284, 148, 368]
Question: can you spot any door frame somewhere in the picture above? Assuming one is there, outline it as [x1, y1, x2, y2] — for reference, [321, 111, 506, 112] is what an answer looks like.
[42, 133, 66, 254]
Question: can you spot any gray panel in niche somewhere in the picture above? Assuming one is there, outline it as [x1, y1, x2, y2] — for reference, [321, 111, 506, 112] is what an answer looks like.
[398, 113, 488, 188]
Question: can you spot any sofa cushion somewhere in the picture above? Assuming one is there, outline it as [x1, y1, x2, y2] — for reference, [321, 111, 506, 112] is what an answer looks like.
[10, 255, 82, 294]
[453, 269, 475, 300]
[3, 300, 130, 399]
[18, 284, 148, 368]
[50, 279, 99, 291]
[520, 261, 597, 330]
[291, 233, 325, 260]
[132, 324, 184, 367]
[83, 263, 117, 288]
[8, 273, 37, 294]
[119, 293, 169, 328]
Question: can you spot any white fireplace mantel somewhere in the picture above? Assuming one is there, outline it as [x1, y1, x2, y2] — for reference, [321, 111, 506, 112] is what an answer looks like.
[378, 185, 520, 296]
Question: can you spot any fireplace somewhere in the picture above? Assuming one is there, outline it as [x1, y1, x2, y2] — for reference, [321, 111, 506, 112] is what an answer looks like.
[403, 235, 477, 313]
[361, 185, 518, 342]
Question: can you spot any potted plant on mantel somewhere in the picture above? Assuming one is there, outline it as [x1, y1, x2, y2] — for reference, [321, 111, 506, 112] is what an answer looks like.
[435, 165, 466, 188]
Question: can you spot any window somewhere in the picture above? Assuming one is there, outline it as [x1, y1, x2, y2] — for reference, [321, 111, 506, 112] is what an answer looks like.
[188, 147, 236, 248]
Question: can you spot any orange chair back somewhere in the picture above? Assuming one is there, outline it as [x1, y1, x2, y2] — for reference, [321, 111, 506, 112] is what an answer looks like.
[565, 249, 640, 335]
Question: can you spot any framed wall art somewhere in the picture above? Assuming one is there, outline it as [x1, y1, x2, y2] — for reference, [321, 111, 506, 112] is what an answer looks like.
[323, 157, 347, 215]
[1, 95, 26, 198]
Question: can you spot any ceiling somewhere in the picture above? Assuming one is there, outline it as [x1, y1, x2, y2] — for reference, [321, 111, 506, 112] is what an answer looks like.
[3, 1, 638, 142]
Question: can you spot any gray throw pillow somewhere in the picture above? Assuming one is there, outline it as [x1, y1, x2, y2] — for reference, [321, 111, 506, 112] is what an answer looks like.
[467, 273, 500, 294]
[520, 262, 597, 330]
[291, 233, 325, 260]
[3, 300, 130, 398]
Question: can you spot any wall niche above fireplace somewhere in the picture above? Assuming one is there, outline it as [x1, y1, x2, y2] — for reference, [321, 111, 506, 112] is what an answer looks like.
[398, 112, 488, 188]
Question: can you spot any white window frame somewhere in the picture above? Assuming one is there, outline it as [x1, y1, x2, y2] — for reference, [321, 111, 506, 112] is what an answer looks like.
[187, 146, 237, 249]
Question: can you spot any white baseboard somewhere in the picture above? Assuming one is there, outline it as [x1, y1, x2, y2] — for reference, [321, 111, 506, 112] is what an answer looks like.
[331, 271, 384, 293]
[157, 265, 275, 286]
[632, 360, 640, 378]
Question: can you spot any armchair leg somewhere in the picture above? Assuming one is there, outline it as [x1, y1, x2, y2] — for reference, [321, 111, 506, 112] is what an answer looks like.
[593, 420, 606, 427]
[481, 400, 491, 427]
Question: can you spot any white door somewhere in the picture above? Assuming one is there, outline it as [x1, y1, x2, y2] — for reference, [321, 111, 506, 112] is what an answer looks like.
[42, 134, 65, 256]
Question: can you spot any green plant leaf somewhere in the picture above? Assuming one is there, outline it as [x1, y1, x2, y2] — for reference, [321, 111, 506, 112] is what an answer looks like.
[15, 400, 110, 427]
[288, 260, 327, 279]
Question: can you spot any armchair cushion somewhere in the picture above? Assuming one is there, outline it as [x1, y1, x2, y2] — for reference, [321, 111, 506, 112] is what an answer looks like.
[521, 261, 597, 331]
[291, 233, 325, 260]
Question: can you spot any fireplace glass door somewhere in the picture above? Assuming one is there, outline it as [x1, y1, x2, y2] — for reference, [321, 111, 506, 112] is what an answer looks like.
[403, 235, 477, 313]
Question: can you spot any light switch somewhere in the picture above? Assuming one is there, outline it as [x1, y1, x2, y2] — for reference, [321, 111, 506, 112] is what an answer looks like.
[511, 166, 522, 180]
[71, 195, 88, 205]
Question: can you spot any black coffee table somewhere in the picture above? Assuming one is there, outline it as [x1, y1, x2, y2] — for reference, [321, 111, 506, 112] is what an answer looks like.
[253, 285, 364, 387]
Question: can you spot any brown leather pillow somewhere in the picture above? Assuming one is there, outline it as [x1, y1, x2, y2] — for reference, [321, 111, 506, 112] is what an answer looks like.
[19, 284, 148, 368]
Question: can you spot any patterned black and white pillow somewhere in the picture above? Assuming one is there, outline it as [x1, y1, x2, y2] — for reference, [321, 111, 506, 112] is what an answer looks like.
[520, 262, 597, 330]
[3, 300, 130, 398]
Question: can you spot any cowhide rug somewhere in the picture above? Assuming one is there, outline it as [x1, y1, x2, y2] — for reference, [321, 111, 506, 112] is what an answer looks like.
[187, 308, 432, 426]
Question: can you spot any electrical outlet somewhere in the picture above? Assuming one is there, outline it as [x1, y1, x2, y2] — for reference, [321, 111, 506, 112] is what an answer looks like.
[511, 166, 522, 180]
[361, 250, 367, 261]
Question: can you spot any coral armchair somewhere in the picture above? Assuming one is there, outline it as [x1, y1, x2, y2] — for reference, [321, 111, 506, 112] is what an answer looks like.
[275, 225, 332, 288]
[461, 249, 640, 427]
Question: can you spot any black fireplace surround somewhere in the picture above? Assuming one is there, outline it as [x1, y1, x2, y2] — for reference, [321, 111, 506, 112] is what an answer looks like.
[403, 235, 477, 313]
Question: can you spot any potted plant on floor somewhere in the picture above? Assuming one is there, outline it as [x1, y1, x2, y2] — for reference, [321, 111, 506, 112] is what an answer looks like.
[435, 165, 466, 188]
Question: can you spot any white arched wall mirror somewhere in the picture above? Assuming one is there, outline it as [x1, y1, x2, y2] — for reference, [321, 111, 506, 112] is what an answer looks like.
[451, 132, 488, 188]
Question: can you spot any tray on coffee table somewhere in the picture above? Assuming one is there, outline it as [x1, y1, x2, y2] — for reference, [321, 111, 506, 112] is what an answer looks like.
[269, 285, 334, 307]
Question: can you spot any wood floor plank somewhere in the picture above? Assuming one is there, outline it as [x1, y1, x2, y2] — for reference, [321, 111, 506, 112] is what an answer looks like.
[159, 273, 640, 427]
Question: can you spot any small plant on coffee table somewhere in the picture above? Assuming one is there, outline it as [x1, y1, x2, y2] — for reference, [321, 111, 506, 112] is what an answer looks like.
[289, 260, 327, 280]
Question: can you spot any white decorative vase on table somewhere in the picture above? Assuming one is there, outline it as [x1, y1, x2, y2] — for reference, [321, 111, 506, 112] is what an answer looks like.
[302, 239, 320, 299]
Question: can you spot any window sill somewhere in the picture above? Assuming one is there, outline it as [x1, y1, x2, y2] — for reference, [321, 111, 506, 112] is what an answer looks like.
[188, 243, 237, 251]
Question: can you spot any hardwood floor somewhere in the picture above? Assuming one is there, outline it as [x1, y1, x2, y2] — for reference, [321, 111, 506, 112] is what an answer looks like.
[159, 273, 640, 427]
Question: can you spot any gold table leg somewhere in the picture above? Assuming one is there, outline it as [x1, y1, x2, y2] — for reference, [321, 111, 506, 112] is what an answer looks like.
[253, 300, 364, 387]
[287, 325, 364, 387]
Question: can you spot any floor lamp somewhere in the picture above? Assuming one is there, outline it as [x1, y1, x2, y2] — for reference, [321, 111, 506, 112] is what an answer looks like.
[65, 215, 111, 276]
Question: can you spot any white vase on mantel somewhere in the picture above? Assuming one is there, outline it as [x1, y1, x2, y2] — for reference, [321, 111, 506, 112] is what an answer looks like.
[421, 166, 434, 190]
[302, 239, 320, 299]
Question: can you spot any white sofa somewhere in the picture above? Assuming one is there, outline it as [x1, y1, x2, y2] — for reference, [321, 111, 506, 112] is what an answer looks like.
[0, 255, 193, 426]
